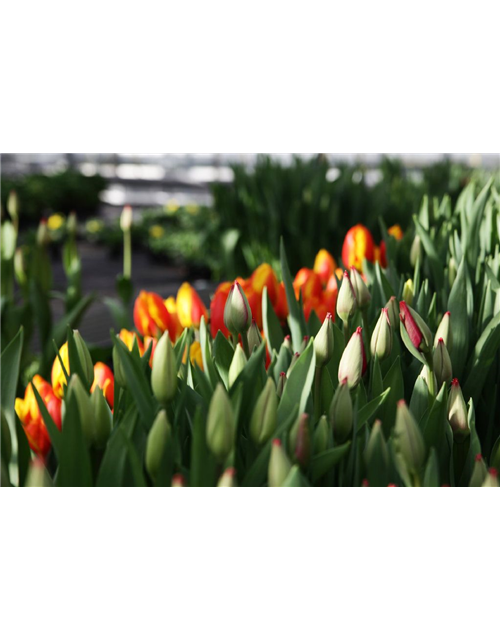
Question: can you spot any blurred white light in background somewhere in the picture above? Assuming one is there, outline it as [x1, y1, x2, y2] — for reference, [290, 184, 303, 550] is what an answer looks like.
[116, 164, 166, 180]
[326, 168, 340, 182]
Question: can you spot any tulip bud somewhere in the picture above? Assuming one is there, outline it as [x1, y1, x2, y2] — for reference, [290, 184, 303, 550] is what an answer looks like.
[418, 364, 437, 393]
[224, 282, 252, 336]
[370, 308, 392, 360]
[329, 379, 353, 443]
[7, 190, 19, 222]
[68, 375, 95, 445]
[90, 386, 113, 449]
[146, 410, 172, 484]
[151, 332, 178, 406]
[73, 330, 95, 389]
[288, 413, 311, 469]
[337, 271, 358, 324]
[281, 465, 303, 487]
[364, 420, 388, 467]
[385, 296, 399, 330]
[410, 235, 422, 267]
[448, 379, 470, 443]
[217, 467, 238, 487]
[350, 267, 371, 310]
[247, 320, 263, 353]
[206, 384, 236, 461]
[67, 211, 77, 237]
[120, 205, 133, 232]
[402, 279, 414, 306]
[172, 474, 186, 487]
[288, 352, 300, 375]
[250, 377, 278, 446]
[228, 344, 247, 387]
[393, 400, 426, 476]
[25, 458, 52, 488]
[14, 248, 27, 289]
[277, 371, 287, 398]
[399, 302, 433, 355]
[314, 313, 334, 367]
[482, 468, 499, 488]
[299, 335, 310, 355]
[469, 454, 488, 487]
[434, 312, 453, 351]
[268, 439, 292, 487]
[314, 415, 329, 454]
[36, 219, 49, 247]
[433, 338, 452, 388]
[338, 327, 367, 389]
[283, 335, 292, 353]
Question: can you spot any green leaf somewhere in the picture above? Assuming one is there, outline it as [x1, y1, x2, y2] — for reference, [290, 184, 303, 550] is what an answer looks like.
[1, 327, 24, 434]
[199, 316, 220, 390]
[15, 418, 31, 488]
[423, 449, 440, 487]
[311, 442, 351, 482]
[190, 406, 216, 487]
[97, 405, 140, 487]
[212, 331, 235, 388]
[118, 428, 147, 487]
[413, 216, 444, 290]
[57, 392, 93, 487]
[278, 338, 316, 423]
[262, 286, 284, 354]
[52, 294, 95, 346]
[357, 388, 391, 426]
[31, 383, 62, 458]
[447, 257, 470, 379]
[463, 311, 500, 402]
[280, 238, 307, 351]
[378, 357, 404, 437]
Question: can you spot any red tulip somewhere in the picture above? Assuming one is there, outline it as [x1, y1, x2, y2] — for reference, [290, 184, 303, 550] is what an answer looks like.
[133, 290, 177, 338]
[342, 225, 375, 272]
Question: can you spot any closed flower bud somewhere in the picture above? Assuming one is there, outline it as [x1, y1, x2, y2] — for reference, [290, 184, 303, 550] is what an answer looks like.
[288, 413, 311, 469]
[350, 267, 371, 310]
[314, 313, 334, 367]
[393, 400, 426, 475]
[67, 211, 77, 236]
[314, 415, 329, 454]
[68, 375, 95, 445]
[277, 371, 287, 398]
[299, 335, 310, 355]
[120, 205, 133, 232]
[7, 190, 19, 221]
[146, 410, 172, 484]
[73, 330, 95, 389]
[229, 344, 247, 387]
[281, 465, 303, 487]
[482, 468, 499, 488]
[250, 377, 278, 446]
[469, 454, 488, 487]
[25, 458, 52, 488]
[247, 320, 263, 353]
[14, 248, 27, 288]
[268, 439, 292, 487]
[410, 235, 422, 267]
[337, 271, 358, 324]
[90, 386, 113, 449]
[36, 219, 49, 247]
[385, 296, 399, 330]
[399, 302, 433, 355]
[433, 338, 452, 388]
[224, 282, 252, 336]
[418, 364, 437, 393]
[172, 474, 186, 487]
[217, 467, 238, 487]
[151, 332, 178, 406]
[338, 327, 367, 389]
[206, 384, 236, 460]
[283, 335, 292, 352]
[370, 308, 392, 360]
[402, 279, 414, 306]
[288, 352, 300, 375]
[329, 379, 353, 443]
[364, 420, 389, 467]
[434, 311, 453, 351]
[448, 379, 470, 442]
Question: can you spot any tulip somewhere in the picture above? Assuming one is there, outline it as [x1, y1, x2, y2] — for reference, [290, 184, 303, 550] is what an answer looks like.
[434, 311, 453, 352]
[268, 439, 292, 487]
[210, 281, 232, 339]
[113, 330, 143, 388]
[448, 379, 470, 443]
[399, 302, 433, 355]
[51, 341, 70, 399]
[224, 282, 252, 337]
[350, 267, 371, 310]
[118, 329, 144, 353]
[247, 320, 263, 353]
[176, 282, 208, 329]
[217, 467, 238, 487]
[120, 205, 133, 232]
[410, 235, 423, 267]
[293, 268, 323, 301]
[15, 375, 62, 458]
[249, 377, 278, 446]
[342, 224, 375, 272]
[145, 410, 172, 485]
[90, 386, 113, 448]
[172, 474, 186, 487]
[277, 371, 287, 398]
[68, 375, 95, 445]
[25, 458, 52, 487]
[251, 263, 279, 305]
[314, 415, 329, 454]
[385, 296, 399, 330]
[329, 379, 353, 443]
[402, 279, 414, 306]
[469, 454, 488, 488]
[314, 249, 337, 285]
[370, 308, 392, 360]
[7, 189, 19, 222]
[143, 336, 158, 368]
[206, 384, 236, 461]
[288, 413, 311, 469]
[274, 282, 289, 322]
[433, 338, 452, 388]
[182, 341, 203, 370]
[314, 313, 334, 367]
[393, 401, 426, 477]
[14, 248, 27, 290]
[281, 465, 303, 487]
[337, 271, 358, 326]
[151, 332, 178, 406]
[133, 290, 177, 338]
[228, 344, 247, 387]
[90, 362, 114, 408]
[482, 469, 499, 488]
[364, 421, 389, 470]
[338, 327, 367, 389]
[388, 225, 404, 241]
[164, 296, 183, 341]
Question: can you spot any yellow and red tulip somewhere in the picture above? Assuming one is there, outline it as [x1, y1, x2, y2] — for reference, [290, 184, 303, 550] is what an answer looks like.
[133, 290, 177, 338]
[91, 362, 115, 408]
[51, 342, 69, 399]
[313, 249, 337, 286]
[176, 282, 208, 329]
[251, 263, 279, 306]
[342, 224, 375, 272]
[210, 281, 232, 339]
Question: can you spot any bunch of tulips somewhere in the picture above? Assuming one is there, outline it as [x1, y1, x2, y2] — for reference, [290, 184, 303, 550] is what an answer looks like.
[2, 181, 500, 487]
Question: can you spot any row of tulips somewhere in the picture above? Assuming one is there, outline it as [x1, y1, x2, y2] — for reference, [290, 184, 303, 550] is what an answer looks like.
[2, 182, 500, 487]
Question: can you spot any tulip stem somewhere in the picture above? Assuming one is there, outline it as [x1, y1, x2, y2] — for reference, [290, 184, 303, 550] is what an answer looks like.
[361, 309, 371, 352]
[123, 229, 132, 279]
[241, 332, 251, 359]
[343, 320, 350, 346]
[426, 359, 436, 397]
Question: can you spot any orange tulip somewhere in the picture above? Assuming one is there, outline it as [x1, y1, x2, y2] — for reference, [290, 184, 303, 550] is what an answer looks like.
[91, 362, 115, 408]
[176, 282, 208, 329]
[165, 296, 184, 340]
[133, 290, 177, 338]
[251, 263, 279, 305]
[388, 224, 404, 240]
[15, 375, 62, 458]
[182, 341, 204, 370]
[210, 281, 232, 339]
[118, 329, 144, 353]
[51, 342, 69, 399]
[342, 225, 375, 272]
[313, 249, 337, 286]
[143, 336, 158, 367]
[293, 268, 323, 301]
[238, 278, 261, 329]
[274, 282, 289, 322]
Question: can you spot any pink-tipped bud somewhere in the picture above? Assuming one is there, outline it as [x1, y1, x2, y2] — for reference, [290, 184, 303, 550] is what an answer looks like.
[338, 327, 367, 389]
[224, 282, 252, 335]
[482, 468, 499, 488]
[433, 337, 453, 388]
[448, 379, 469, 443]
[172, 474, 186, 487]
[337, 270, 358, 324]
[329, 378, 353, 443]
[288, 413, 311, 469]
[314, 313, 335, 367]
[399, 301, 432, 354]
[434, 311, 453, 352]
[217, 467, 238, 487]
[469, 454, 488, 487]
[370, 307, 392, 360]
[350, 267, 371, 309]
[277, 371, 287, 398]
[268, 439, 292, 487]
[249, 377, 278, 446]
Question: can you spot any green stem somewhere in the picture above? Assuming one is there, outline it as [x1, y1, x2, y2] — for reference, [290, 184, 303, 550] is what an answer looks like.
[313, 366, 323, 423]
[123, 230, 132, 279]
[426, 357, 436, 397]
[241, 331, 250, 359]
[361, 308, 371, 355]
[343, 319, 350, 345]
